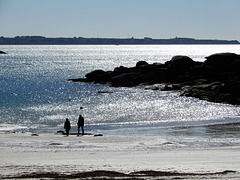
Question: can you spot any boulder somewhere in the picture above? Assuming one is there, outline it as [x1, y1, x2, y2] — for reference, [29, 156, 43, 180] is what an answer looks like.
[136, 61, 149, 67]
[110, 73, 136, 87]
[204, 53, 240, 69]
[85, 70, 110, 83]
[166, 56, 195, 69]
[205, 52, 239, 62]
[165, 56, 197, 82]
[112, 66, 130, 76]
[221, 81, 240, 104]
[0, 50, 6, 54]
[181, 82, 226, 103]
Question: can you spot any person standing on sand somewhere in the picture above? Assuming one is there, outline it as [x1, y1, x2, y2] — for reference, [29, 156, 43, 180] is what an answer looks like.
[64, 118, 71, 136]
[77, 114, 84, 136]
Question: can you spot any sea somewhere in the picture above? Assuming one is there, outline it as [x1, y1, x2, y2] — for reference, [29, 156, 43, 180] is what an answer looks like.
[1, 45, 240, 148]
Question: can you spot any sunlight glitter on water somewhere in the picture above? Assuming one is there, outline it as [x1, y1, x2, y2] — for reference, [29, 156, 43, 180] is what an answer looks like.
[1, 45, 240, 133]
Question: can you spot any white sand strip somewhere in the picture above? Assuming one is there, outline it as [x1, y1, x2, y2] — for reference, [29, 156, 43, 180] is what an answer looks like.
[0, 132, 240, 178]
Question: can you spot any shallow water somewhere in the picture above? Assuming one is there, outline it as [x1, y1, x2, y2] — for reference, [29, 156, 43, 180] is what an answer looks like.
[0, 45, 240, 137]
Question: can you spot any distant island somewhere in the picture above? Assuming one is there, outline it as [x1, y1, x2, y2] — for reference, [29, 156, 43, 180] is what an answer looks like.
[0, 36, 239, 45]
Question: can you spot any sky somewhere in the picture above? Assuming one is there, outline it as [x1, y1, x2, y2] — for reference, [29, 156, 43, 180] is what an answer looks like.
[0, 0, 240, 41]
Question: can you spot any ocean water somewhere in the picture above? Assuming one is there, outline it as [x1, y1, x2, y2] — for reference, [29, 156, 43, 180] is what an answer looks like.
[1, 45, 240, 138]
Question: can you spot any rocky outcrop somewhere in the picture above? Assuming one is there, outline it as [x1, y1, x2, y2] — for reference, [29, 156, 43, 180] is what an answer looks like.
[68, 53, 240, 105]
[0, 50, 6, 54]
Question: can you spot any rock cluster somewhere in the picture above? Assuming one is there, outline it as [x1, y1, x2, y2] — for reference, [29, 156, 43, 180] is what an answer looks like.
[68, 53, 240, 105]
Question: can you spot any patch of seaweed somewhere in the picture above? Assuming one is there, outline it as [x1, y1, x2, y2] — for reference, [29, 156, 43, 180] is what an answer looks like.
[1, 170, 236, 179]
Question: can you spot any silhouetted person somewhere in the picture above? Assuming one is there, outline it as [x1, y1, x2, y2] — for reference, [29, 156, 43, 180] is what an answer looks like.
[64, 118, 71, 136]
[77, 115, 84, 136]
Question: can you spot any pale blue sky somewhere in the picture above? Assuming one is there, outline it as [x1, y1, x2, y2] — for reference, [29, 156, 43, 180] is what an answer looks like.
[0, 0, 240, 40]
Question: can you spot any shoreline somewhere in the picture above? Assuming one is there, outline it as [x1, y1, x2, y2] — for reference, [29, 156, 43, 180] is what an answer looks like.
[1, 126, 240, 179]
[1, 147, 240, 179]
[2, 170, 238, 179]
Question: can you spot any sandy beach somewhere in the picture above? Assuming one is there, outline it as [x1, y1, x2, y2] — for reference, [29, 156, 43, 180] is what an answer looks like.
[1, 130, 240, 179]
[1, 44, 240, 179]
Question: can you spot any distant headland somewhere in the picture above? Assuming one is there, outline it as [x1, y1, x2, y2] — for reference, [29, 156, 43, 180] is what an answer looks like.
[0, 36, 239, 45]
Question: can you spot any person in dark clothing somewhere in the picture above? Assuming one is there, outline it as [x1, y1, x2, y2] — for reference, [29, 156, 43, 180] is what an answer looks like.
[77, 115, 84, 136]
[64, 118, 71, 136]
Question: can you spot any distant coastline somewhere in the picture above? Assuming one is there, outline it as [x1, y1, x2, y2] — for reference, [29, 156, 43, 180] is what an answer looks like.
[0, 36, 239, 45]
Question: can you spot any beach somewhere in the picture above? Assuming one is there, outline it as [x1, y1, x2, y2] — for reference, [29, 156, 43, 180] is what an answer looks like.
[1, 45, 240, 179]
[1, 126, 240, 179]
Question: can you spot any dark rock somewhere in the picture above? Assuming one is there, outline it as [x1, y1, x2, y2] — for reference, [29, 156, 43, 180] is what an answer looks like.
[111, 73, 137, 87]
[167, 55, 195, 67]
[113, 66, 129, 74]
[98, 91, 113, 94]
[165, 56, 199, 83]
[85, 70, 111, 83]
[181, 82, 226, 103]
[205, 53, 239, 66]
[136, 61, 148, 67]
[57, 130, 65, 134]
[0, 50, 6, 54]
[221, 81, 240, 105]
[166, 56, 196, 73]
[49, 143, 63, 146]
[67, 78, 87, 82]
[204, 53, 240, 73]
[69, 53, 240, 105]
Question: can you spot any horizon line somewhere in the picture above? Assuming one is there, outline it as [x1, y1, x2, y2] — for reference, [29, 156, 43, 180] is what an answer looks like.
[1, 36, 239, 42]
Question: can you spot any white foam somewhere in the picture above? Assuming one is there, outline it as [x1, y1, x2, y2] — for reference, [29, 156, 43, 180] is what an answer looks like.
[0, 124, 27, 132]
